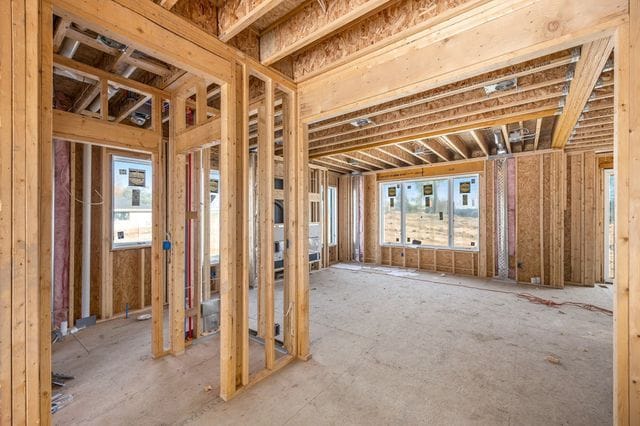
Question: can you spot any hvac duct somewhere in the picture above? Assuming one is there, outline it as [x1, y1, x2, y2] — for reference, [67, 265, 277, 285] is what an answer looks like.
[81, 144, 92, 319]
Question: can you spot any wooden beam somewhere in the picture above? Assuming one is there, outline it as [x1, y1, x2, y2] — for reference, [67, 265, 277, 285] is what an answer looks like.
[260, 0, 391, 65]
[54, 0, 234, 83]
[419, 139, 452, 162]
[53, 54, 168, 98]
[470, 130, 489, 156]
[533, 118, 542, 150]
[309, 107, 558, 158]
[218, 0, 285, 42]
[501, 125, 512, 154]
[395, 142, 432, 164]
[52, 17, 71, 52]
[440, 135, 470, 159]
[552, 37, 615, 148]
[53, 109, 159, 152]
[175, 119, 222, 153]
[298, 0, 626, 121]
[115, 95, 151, 123]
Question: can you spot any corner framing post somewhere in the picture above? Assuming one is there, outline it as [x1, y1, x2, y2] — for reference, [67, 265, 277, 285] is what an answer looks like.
[296, 116, 311, 360]
[169, 94, 187, 356]
[235, 62, 250, 387]
[614, 6, 639, 423]
[40, 0, 54, 422]
[151, 95, 165, 357]
[219, 66, 241, 400]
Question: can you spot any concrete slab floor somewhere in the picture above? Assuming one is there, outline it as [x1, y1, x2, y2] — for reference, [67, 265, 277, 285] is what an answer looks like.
[52, 265, 613, 425]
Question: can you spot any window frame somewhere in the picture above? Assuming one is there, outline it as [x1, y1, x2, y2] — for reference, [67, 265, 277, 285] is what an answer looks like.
[111, 155, 153, 250]
[378, 173, 480, 252]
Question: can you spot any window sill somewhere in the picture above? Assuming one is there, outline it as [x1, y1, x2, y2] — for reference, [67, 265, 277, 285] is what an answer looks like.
[111, 244, 152, 251]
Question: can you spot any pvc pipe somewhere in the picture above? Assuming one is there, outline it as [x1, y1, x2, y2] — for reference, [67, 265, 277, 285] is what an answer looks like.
[81, 144, 92, 318]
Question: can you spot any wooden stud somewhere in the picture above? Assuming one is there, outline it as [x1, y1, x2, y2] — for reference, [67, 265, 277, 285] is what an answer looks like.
[101, 148, 113, 319]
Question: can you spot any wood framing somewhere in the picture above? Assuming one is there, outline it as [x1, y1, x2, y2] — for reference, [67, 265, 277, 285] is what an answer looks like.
[260, 0, 392, 65]
[614, 4, 640, 422]
[298, 0, 626, 122]
[552, 37, 615, 148]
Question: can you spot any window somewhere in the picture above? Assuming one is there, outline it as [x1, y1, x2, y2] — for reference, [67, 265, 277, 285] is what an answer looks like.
[209, 170, 220, 261]
[379, 174, 480, 250]
[381, 182, 402, 244]
[328, 186, 338, 246]
[112, 156, 152, 248]
[452, 176, 479, 248]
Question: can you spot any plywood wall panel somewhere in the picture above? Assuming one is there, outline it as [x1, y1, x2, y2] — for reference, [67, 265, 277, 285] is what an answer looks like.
[112, 249, 143, 314]
[391, 247, 404, 267]
[405, 248, 419, 268]
[516, 155, 542, 284]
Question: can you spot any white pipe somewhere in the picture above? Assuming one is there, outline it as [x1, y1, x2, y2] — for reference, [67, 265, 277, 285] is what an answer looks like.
[81, 144, 92, 318]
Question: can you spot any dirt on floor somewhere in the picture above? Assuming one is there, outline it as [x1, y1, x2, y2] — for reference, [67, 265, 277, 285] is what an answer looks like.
[52, 264, 613, 425]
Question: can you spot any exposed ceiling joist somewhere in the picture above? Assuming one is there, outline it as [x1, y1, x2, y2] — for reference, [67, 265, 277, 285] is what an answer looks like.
[440, 135, 469, 159]
[533, 118, 542, 150]
[218, 0, 286, 42]
[469, 130, 489, 156]
[500, 125, 511, 154]
[419, 139, 451, 162]
[53, 18, 71, 52]
[260, 0, 391, 65]
[395, 143, 432, 164]
[552, 37, 614, 148]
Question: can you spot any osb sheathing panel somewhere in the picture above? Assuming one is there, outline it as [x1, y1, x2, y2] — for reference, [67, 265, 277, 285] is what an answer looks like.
[404, 248, 419, 268]
[418, 248, 434, 270]
[72, 146, 103, 320]
[252, 0, 308, 32]
[228, 29, 260, 60]
[380, 246, 391, 264]
[144, 247, 152, 306]
[435, 250, 453, 273]
[292, 0, 475, 80]
[112, 248, 143, 314]
[542, 154, 552, 285]
[454, 251, 474, 275]
[173, 0, 217, 36]
[516, 155, 542, 284]
[391, 247, 404, 267]
[218, 0, 263, 33]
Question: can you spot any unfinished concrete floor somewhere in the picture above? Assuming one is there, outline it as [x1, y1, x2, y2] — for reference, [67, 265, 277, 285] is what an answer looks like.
[52, 265, 613, 425]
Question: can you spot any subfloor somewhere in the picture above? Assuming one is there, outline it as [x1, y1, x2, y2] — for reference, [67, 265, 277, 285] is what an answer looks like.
[52, 264, 613, 425]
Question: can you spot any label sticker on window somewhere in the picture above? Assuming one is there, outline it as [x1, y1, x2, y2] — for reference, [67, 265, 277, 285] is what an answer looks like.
[462, 194, 468, 206]
[389, 198, 394, 208]
[119, 169, 127, 175]
[425, 196, 431, 207]
[459, 181, 471, 194]
[388, 187, 396, 197]
[128, 168, 146, 187]
[117, 231, 124, 239]
[423, 184, 433, 196]
[132, 189, 140, 206]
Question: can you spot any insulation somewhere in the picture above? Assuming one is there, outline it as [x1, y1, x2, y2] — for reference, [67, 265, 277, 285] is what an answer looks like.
[53, 140, 71, 326]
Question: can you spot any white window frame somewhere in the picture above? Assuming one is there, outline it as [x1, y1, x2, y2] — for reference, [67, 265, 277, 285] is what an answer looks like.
[328, 186, 338, 246]
[111, 155, 153, 249]
[379, 174, 480, 252]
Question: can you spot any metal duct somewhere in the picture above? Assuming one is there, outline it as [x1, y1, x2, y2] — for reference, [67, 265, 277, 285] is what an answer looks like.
[493, 129, 507, 155]
[55, 39, 81, 80]
[495, 158, 509, 280]
[81, 144, 92, 318]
